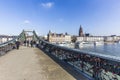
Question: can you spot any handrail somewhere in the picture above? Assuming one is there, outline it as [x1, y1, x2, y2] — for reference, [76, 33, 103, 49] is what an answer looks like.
[37, 36, 120, 63]
[33, 31, 120, 63]
[0, 39, 16, 47]
[0, 37, 17, 56]
[33, 31, 120, 80]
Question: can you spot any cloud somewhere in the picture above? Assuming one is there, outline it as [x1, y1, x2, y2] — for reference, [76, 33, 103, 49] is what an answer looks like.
[41, 2, 54, 8]
[24, 20, 30, 24]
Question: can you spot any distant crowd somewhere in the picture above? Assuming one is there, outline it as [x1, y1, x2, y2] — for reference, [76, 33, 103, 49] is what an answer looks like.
[14, 39, 39, 50]
[23, 40, 37, 47]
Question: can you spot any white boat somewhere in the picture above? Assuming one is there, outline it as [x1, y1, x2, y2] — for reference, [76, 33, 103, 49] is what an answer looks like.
[75, 42, 94, 48]
[94, 41, 104, 46]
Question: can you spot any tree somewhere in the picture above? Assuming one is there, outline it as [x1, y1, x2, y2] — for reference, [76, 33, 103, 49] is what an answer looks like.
[71, 36, 77, 43]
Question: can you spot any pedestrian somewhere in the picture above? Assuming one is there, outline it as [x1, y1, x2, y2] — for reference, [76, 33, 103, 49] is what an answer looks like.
[33, 40, 36, 47]
[30, 40, 33, 47]
[15, 40, 20, 49]
[36, 41, 39, 47]
[26, 40, 29, 47]
[24, 40, 26, 46]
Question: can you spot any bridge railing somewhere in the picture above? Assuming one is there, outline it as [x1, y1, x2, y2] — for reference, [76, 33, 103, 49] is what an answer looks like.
[0, 39, 16, 56]
[32, 31, 120, 80]
[37, 40, 120, 80]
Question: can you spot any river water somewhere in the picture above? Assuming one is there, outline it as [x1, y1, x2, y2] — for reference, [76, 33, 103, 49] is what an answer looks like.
[78, 43, 120, 57]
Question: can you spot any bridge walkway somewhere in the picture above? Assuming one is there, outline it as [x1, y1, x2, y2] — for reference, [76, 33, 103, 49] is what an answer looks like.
[0, 46, 88, 80]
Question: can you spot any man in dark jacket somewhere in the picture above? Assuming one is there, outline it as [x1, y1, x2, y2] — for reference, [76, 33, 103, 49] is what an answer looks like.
[15, 40, 20, 49]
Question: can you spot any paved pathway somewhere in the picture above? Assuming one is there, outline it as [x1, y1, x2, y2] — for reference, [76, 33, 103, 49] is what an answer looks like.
[0, 46, 76, 80]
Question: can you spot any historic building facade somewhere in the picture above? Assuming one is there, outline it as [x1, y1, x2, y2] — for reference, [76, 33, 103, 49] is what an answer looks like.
[47, 26, 120, 43]
[104, 36, 120, 42]
[76, 36, 104, 42]
[77, 25, 120, 42]
[47, 31, 71, 43]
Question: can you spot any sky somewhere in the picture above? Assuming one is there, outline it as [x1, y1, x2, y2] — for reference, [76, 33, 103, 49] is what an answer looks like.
[0, 0, 120, 36]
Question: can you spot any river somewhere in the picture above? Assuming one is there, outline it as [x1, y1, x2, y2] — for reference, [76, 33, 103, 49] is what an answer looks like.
[78, 43, 120, 57]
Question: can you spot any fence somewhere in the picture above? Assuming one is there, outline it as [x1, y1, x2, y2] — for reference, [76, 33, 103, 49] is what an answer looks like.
[37, 40, 120, 80]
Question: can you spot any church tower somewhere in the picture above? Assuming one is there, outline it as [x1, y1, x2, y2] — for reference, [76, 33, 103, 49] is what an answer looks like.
[47, 30, 52, 41]
[79, 25, 84, 37]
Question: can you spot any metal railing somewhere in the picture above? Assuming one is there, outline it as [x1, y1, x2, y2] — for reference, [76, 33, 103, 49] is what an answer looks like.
[31, 31, 120, 80]
[36, 38, 120, 80]
[0, 39, 16, 56]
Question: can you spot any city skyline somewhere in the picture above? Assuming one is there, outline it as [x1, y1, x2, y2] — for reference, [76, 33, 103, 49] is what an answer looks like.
[0, 0, 120, 36]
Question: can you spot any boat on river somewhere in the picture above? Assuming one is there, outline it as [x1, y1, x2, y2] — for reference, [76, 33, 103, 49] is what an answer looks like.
[75, 42, 94, 48]
[94, 41, 104, 46]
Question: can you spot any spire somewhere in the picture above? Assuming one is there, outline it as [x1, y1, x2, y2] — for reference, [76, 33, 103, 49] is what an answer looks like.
[79, 25, 84, 37]
[49, 30, 52, 34]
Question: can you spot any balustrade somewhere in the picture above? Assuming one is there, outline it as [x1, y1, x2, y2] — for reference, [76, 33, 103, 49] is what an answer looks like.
[37, 39, 120, 80]
[0, 40, 16, 56]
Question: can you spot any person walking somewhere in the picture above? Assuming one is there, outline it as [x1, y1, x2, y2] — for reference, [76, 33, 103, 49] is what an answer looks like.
[23, 40, 26, 46]
[30, 40, 33, 47]
[33, 40, 36, 47]
[26, 40, 29, 47]
[15, 40, 20, 49]
[36, 40, 39, 47]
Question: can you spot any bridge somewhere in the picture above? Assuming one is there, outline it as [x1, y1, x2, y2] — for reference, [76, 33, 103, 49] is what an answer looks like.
[0, 30, 120, 80]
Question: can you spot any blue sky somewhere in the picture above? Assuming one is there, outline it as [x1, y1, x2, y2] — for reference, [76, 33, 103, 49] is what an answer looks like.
[0, 0, 120, 36]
